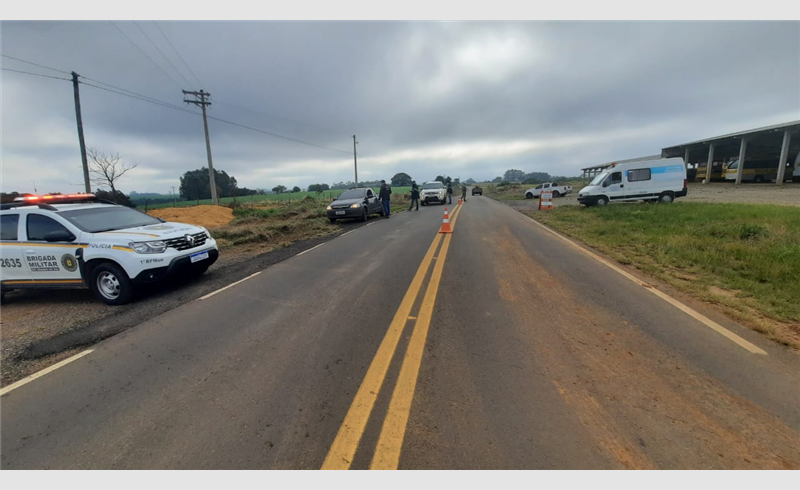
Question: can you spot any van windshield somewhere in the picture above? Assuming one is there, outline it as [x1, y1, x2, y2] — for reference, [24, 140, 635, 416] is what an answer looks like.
[589, 172, 608, 186]
[727, 160, 739, 170]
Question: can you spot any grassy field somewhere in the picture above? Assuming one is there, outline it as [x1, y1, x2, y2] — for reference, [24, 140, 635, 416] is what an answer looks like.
[529, 202, 800, 348]
[138, 187, 413, 211]
[209, 196, 409, 249]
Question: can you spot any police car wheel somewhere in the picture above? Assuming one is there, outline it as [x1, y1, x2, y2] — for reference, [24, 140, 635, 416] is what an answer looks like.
[90, 262, 134, 305]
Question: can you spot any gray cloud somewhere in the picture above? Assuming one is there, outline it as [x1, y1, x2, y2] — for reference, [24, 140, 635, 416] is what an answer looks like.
[2, 20, 799, 194]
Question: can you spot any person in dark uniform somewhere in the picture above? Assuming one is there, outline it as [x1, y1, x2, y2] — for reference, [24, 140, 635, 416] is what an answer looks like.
[446, 182, 453, 204]
[379, 180, 392, 217]
[409, 181, 420, 211]
[460, 183, 467, 202]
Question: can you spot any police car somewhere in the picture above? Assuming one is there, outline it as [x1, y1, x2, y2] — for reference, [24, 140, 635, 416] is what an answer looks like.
[0, 194, 219, 305]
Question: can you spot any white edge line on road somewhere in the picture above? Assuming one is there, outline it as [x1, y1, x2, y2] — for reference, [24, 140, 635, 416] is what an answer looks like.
[340, 230, 355, 237]
[296, 242, 325, 257]
[1, 349, 94, 396]
[523, 214, 768, 356]
[198, 271, 263, 301]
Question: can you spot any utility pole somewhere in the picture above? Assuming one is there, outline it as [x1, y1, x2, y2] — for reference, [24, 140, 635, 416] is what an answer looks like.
[183, 90, 218, 205]
[353, 135, 358, 187]
[72, 72, 91, 193]
[171, 186, 177, 206]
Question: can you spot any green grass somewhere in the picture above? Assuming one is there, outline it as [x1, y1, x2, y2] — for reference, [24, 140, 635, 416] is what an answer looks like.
[530, 202, 800, 346]
[138, 187, 412, 211]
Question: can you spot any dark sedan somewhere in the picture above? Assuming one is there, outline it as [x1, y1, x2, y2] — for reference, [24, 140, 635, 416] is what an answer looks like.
[326, 188, 384, 223]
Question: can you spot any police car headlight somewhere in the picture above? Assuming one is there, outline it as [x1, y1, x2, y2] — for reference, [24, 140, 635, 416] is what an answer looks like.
[326, 205, 333, 210]
[130, 240, 167, 254]
[350, 203, 361, 208]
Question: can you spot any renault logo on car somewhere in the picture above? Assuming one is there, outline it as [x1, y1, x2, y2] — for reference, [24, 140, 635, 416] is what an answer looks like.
[185, 234, 195, 247]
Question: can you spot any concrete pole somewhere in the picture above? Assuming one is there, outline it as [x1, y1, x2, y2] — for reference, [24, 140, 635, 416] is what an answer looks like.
[704, 143, 715, 184]
[72, 72, 91, 193]
[735, 138, 748, 185]
[776, 130, 791, 186]
[684, 147, 690, 167]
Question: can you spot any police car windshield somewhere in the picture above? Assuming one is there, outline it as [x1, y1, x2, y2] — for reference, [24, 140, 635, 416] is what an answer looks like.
[337, 189, 365, 200]
[423, 183, 443, 189]
[58, 207, 161, 233]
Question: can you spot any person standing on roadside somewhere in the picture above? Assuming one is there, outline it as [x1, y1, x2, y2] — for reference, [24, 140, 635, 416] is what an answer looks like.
[460, 183, 467, 202]
[409, 181, 420, 211]
[379, 180, 392, 217]
[446, 182, 453, 204]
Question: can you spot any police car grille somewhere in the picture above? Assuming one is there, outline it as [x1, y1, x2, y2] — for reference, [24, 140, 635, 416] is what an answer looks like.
[165, 232, 208, 251]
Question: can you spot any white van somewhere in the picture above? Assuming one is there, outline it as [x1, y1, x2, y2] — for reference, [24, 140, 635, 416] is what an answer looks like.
[578, 157, 687, 206]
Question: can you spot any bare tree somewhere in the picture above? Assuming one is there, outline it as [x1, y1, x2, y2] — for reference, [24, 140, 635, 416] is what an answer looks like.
[87, 148, 138, 195]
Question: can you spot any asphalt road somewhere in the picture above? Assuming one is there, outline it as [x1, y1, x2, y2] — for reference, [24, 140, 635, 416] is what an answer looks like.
[2, 197, 799, 469]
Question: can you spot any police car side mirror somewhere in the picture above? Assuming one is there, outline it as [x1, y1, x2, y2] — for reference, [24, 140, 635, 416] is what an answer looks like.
[157, 217, 166, 223]
[44, 230, 76, 242]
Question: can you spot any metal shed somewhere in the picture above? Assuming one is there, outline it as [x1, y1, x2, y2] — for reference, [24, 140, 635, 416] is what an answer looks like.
[661, 120, 800, 185]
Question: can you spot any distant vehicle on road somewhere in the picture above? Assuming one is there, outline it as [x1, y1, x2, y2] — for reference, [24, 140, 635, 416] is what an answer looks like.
[524, 182, 572, 199]
[0, 193, 219, 305]
[420, 181, 447, 205]
[577, 157, 687, 206]
[471, 185, 483, 196]
[326, 187, 383, 223]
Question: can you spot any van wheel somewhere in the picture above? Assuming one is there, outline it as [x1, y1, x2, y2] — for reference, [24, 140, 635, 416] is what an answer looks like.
[526, 192, 534, 199]
[754, 175, 764, 183]
[90, 262, 134, 305]
[553, 191, 561, 198]
[658, 193, 674, 204]
[595, 196, 608, 206]
[329, 218, 336, 223]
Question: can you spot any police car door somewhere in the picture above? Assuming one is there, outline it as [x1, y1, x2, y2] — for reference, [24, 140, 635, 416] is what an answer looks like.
[23, 213, 82, 284]
[1, 213, 30, 284]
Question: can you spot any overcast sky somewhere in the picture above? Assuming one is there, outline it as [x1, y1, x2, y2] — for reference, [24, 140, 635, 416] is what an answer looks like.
[2, 21, 799, 194]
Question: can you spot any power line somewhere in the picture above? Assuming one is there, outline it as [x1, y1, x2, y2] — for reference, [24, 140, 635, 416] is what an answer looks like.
[152, 21, 204, 88]
[1, 54, 71, 75]
[0, 67, 72, 81]
[80, 82, 200, 116]
[80, 75, 185, 107]
[205, 114, 352, 155]
[79, 81, 351, 155]
[133, 21, 193, 88]
[214, 99, 352, 140]
[109, 21, 183, 90]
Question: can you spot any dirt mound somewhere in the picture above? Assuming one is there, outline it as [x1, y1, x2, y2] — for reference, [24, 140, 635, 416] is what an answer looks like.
[147, 205, 234, 228]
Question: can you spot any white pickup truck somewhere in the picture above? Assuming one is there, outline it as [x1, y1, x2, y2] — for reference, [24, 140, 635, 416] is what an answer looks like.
[524, 182, 572, 199]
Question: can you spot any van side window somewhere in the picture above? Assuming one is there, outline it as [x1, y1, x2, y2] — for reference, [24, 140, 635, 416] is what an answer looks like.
[26, 214, 70, 241]
[627, 168, 651, 182]
[1, 214, 19, 240]
[608, 172, 622, 185]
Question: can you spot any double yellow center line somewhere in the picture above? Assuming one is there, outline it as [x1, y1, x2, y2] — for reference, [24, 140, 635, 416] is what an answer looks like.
[322, 205, 463, 470]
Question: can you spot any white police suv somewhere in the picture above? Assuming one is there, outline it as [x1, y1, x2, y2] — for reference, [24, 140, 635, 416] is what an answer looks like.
[0, 194, 219, 305]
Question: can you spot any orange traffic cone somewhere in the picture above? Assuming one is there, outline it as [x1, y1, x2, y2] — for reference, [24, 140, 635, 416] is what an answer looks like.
[439, 207, 453, 234]
[458, 198, 463, 205]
